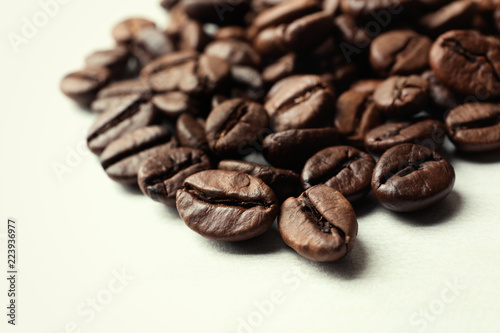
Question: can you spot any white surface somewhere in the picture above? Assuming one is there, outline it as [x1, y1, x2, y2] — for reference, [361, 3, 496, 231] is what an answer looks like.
[1, 1, 500, 332]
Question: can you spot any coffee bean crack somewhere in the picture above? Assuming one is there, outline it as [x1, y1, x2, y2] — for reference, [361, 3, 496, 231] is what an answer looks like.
[300, 194, 346, 239]
[184, 184, 272, 209]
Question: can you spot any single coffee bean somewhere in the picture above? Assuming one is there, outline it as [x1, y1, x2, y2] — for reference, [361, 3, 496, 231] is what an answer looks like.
[445, 103, 500, 152]
[373, 75, 429, 118]
[60, 67, 111, 106]
[302, 146, 375, 201]
[87, 94, 157, 155]
[138, 147, 211, 206]
[421, 70, 460, 111]
[262, 127, 339, 171]
[176, 113, 210, 153]
[262, 53, 300, 86]
[140, 50, 230, 95]
[100, 126, 178, 184]
[429, 30, 500, 98]
[176, 170, 278, 241]
[218, 160, 302, 203]
[264, 75, 335, 132]
[364, 119, 446, 155]
[112, 18, 156, 45]
[214, 26, 248, 41]
[179, 20, 211, 52]
[91, 80, 152, 113]
[85, 46, 129, 77]
[334, 89, 382, 147]
[129, 27, 175, 66]
[205, 98, 270, 157]
[371, 143, 455, 212]
[340, 0, 410, 18]
[205, 39, 261, 68]
[152, 91, 201, 118]
[278, 184, 358, 262]
[370, 29, 432, 77]
[419, 0, 477, 35]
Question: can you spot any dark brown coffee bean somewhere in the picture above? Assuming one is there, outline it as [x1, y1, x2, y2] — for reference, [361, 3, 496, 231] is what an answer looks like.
[265, 75, 335, 132]
[262, 53, 300, 86]
[333, 14, 371, 50]
[445, 103, 500, 152]
[340, 0, 410, 18]
[205, 98, 270, 157]
[176, 170, 278, 241]
[429, 30, 500, 98]
[140, 50, 230, 95]
[334, 89, 382, 146]
[60, 67, 111, 107]
[218, 160, 302, 203]
[364, 119, 446, 155]
[228, 66, 265, 101]
[87, 95, 157, 155]
[278, 185, 358, 262]
[214, 26, 248, 41]
[373, 75, 429, 118]
[302, 146, 375, 201]
[370, 29, 432, 77]
[181, 0, 250, 24]
[91, 80, 152, 113]
[100, 126, 178, 184]
[265, 75, 303, 101]
[130, 27, 175, 66]
[472, 0, 500, 12]
[179, 20, 211, 52]
[262, 127, 340, 171]
[152, 91, 201, 118]
[350, 79, 383, 93]
[419, 0, 477, 35]
[176, 113, 210, 153]
[112, 18, 156, 45]
[205, 39, 261, 67]
[85, 46, 129, 77]
[421, 70, 461, 111]
[138, 147, 211, 206]
[371, 143, 455, 212]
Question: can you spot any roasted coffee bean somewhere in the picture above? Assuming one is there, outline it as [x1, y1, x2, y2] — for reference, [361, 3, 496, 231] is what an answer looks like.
[152, 91, 201, 118]
[218, 160, 302, 203]
[91, 80, 152, 113]
[421, 70, 460, 111]
[265, 75, 303, 101]
[176, 113, 210, 153]
[419, 0, 476, 35]
[334, 89, 382, 147]
[205, 39, 261, 67]
[472, 0, 500, 12]
[205, 98, 270, 157]
[85, 46, 129, 77]
[140, 50, 230, 95]
[373, 75, 429, 118]
[100, 126, 178, 184]
[264, 75, 335, 132]
[302, 146, 375, 201]
[262, 53, 300, 86]
[371, 143, 455, 212]
[228, 66, 265, 101]
[60, 67, 111, 107]
[164, 6, 189, 45]
[87, 94, 157, 155]
[370, 29, 432, 77]
[340, 0, 410, 18]
[278, 184, 358, 262]
[176, 170, 278, 241]
[350, 79, 383, 93]
[112, 18, 156, 45]
[445, 103, 500, 152]
[214, 26, 248, 41]
[429, 30, 500, 98]
[333, 14, 371, 51]
[364, 119, 446, 155]
[181, 0, 250, 24]
[323, 0, 340, 14]
[138, 147, 211, 206]
[130, 27, 175, 66]
[262, 127, 339, 171]
[179, 20, 211, 52]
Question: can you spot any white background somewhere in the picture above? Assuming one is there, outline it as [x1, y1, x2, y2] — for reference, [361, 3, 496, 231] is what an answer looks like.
[1, 1, 500, 332]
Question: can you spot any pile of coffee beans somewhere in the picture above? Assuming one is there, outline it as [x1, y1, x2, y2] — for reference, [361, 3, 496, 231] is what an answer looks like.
[60, 0, 500, 262]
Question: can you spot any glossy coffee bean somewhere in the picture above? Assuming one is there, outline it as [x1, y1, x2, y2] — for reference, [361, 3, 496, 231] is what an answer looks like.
[112, 18, 156, 45]
[176, 113, 210, 153]
[340, 0, 410, 18]
[264, 75, 335, 132]
[140, 50, 230, 95]
[371, 143, 455, 212]
[85, 46, 129, 77]
[364, 119, 446, 155]
[370, 29, 432, 77]
[278, 185, 358, 262]
[129, 27, 175, 66]
[445, 103, 500, 152]
[176, 170, 278, 241]
[262, 53, 300, 86]
[60, 67, 111, 106]
[228, 66, 265, 102]
[152, 91, 201, 118]
[419, 0, 476, 35]
[429, 30, 500, 98]
[218, 160, 302, 203]
[421, 70, 460, 111]
[205, 98, 270, 157]
[333, 14, 371, 50]
[138, 147, 211, 206]
[373, 75, 429, 118]
[205, 39, 261, 67]
[350, 79, 383, 93]
[87, 95, 157, 155]
[302, 146, 375, 201]
[100, 126, 178, 184]
[91, 80, 152, 113]
[262, 127, 339, 171]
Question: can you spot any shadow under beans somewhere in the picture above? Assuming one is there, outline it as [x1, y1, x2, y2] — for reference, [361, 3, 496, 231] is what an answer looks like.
[351, 193, 380, 218]
[391, 190, 463, 227]
[119, 183, 145, 196]
[452, 149, 500, 164]
[205, 225, 287, 256]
